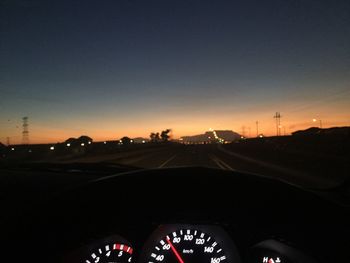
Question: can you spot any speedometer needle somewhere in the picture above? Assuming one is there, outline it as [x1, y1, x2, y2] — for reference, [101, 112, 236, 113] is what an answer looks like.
[166, 238, 185, 263]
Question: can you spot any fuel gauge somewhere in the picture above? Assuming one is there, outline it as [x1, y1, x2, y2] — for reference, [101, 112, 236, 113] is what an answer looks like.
[247, 240, 317, 263]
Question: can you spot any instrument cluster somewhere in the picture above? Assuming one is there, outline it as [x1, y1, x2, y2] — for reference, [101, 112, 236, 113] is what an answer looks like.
[65, 224, 317, 263]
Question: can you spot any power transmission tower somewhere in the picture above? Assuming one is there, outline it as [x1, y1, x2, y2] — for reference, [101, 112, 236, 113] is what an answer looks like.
[22, 117, 29, 145]
[273, 112, 282, 136]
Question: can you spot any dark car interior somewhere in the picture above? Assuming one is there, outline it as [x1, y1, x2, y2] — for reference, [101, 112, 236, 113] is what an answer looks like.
[1, 166, 349, 263]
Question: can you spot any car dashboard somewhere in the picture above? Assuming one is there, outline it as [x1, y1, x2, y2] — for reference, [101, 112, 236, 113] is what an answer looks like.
[65, 223, 319, 263]
[1, 167, 349, 263]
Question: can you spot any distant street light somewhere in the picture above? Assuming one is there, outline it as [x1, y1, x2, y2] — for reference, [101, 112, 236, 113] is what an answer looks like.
[81, 143, 85, 146]
[312, 118, 322, 128]
[50, 146, 55, 150]
[66, 143, 71, 147]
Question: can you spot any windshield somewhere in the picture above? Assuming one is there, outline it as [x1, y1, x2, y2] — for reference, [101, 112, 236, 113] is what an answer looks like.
[1, 0, 349, 190]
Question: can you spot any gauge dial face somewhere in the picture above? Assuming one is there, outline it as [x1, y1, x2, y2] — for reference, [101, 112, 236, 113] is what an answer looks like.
[145, 228, 231, 263]
[85, 243, 133, 263]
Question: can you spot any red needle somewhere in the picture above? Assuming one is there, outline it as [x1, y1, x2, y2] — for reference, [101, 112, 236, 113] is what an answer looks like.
[166, 238, 185, 263]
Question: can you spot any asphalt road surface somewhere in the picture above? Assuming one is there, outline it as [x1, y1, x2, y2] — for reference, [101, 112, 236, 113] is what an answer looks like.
[64, 144, 336, 189]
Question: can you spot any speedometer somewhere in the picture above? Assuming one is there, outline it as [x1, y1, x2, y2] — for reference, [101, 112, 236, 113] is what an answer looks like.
[141, 225, 241, 263]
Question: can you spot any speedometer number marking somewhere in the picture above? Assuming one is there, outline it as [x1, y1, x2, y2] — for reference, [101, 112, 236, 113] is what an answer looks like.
[148, 229, 227, 263]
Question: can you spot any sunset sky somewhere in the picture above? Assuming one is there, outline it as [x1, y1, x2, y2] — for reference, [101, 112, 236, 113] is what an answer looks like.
[1, 0, 350, 144]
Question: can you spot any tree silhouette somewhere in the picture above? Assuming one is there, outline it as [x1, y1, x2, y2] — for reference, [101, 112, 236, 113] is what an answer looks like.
[64, 135, 93, 146]
[78, 135, 93, 144]
[120, 136, 131, 145]
[150, 132, 160, 143]
[161, 129, 171, 142]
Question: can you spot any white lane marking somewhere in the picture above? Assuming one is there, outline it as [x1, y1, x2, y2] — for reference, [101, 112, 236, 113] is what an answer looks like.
[210, 155, 226, 170]
[218, 158, 235, 171]
[210, 154, 235, 171]
[158, 154, 177, 168]
[217, 144, 308, 178]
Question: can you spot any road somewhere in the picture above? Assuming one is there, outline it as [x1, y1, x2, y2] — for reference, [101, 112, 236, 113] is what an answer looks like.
[65, 144, 335, 188]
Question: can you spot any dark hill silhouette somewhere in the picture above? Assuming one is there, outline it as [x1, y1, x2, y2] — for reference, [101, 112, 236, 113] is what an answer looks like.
[292, 126, 350, 137]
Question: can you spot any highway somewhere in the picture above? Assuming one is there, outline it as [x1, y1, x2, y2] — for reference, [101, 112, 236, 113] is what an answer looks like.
[66, 144, 335, 188]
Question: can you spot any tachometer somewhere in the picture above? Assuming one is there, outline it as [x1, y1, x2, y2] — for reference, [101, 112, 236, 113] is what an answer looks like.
[65, 235, 134, 263]
[86, 243, 133, 263]
[141, 225, 241, 263]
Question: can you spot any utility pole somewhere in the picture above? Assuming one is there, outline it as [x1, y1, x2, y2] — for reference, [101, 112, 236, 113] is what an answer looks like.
[169, 129, 173, 140]
[256, 121, 259, 137]
[22, 117, 29, 145]
[273, 112, 281, 136]
[241, 126, 246, 138]
[313, 118, 323, 129]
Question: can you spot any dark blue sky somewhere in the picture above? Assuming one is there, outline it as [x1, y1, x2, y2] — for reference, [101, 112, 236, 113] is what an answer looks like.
[1, 0, 350, 142]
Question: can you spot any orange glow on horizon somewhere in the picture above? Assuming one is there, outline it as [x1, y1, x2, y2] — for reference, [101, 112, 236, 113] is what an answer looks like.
[1, 91, 350, 145]
[1, 115, 349, 145]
